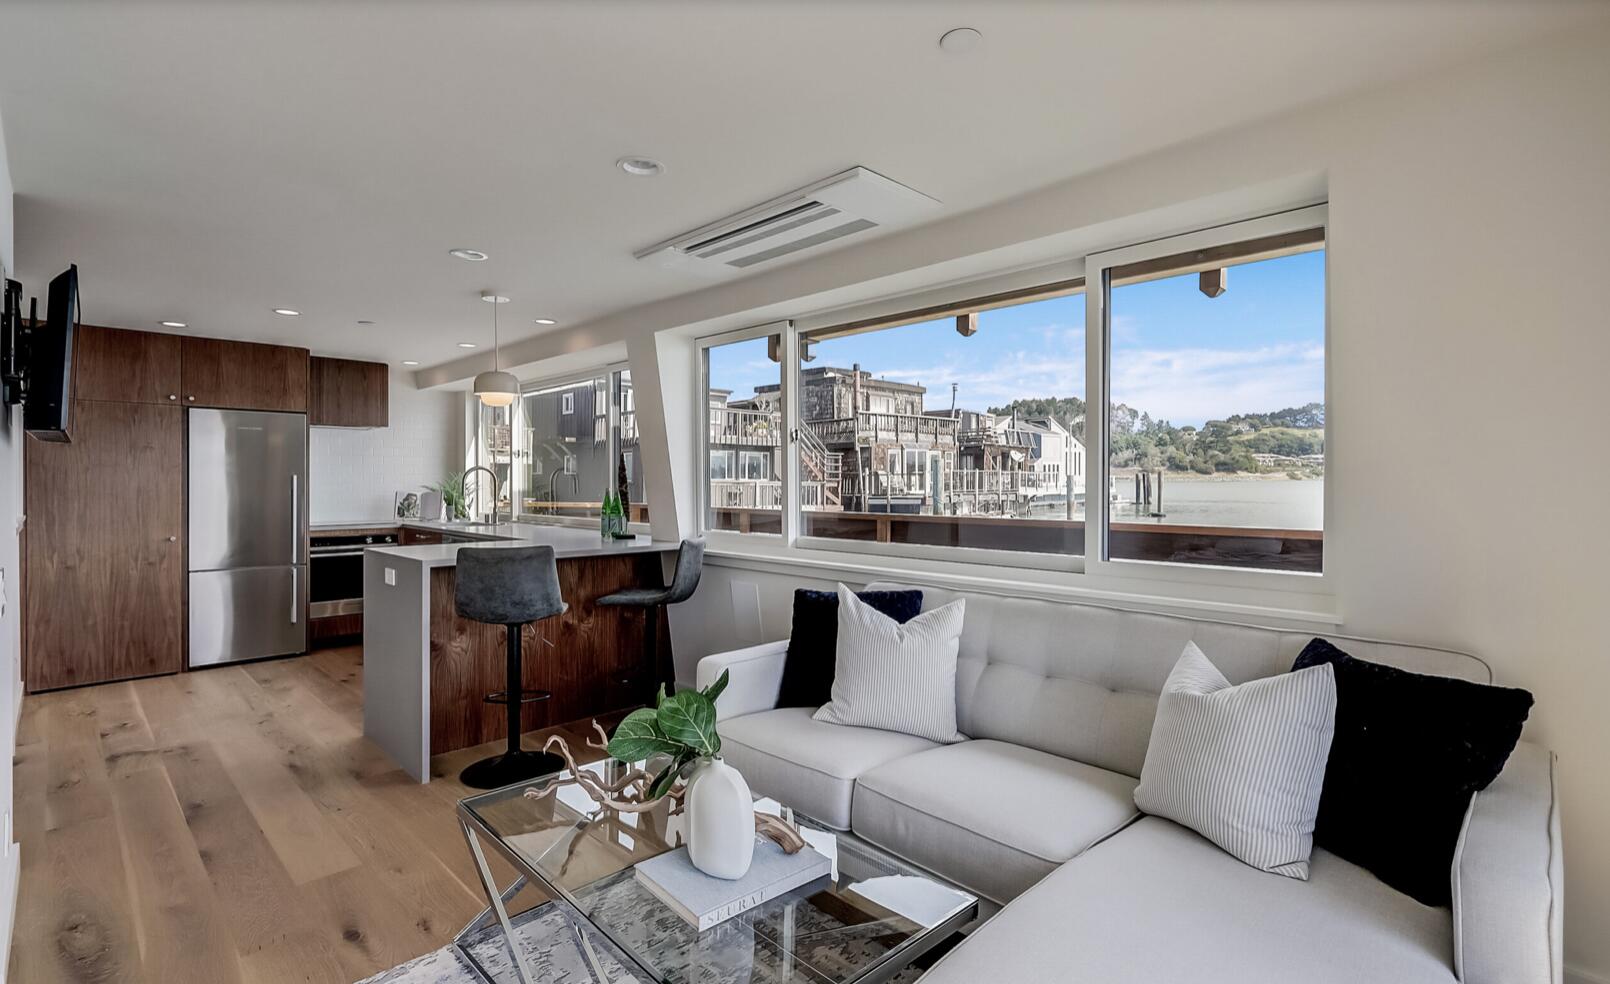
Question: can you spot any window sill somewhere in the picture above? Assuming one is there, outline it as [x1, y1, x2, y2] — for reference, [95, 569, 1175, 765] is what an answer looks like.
[702, 537, 1341, 628]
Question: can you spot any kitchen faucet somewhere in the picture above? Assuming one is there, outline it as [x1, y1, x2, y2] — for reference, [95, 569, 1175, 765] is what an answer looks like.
[460, 466, 503, 525]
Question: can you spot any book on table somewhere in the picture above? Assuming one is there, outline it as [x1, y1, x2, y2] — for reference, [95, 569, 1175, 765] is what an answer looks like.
[634, 839, 832, 931]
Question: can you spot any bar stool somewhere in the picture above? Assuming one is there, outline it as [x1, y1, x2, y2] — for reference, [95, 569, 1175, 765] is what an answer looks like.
[598, 538, 705, 693]
[455, 545, 568, 789]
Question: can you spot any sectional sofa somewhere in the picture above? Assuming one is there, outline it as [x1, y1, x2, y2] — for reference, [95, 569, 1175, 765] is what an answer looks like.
[696, 581, 1562, 984]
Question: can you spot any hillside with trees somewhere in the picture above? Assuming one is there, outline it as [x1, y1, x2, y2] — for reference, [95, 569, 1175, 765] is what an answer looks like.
[987, 398, 1324, 476]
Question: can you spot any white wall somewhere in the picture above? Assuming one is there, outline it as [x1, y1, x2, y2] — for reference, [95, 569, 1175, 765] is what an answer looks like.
[0, 101, 21, 980]
[308, 371, 461, 523]
[650, 24, 1610, 983]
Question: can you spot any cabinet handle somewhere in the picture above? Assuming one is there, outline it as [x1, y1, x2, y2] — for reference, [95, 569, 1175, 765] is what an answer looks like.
[167, 535, 178, 543]
[168, 394, 177, 401]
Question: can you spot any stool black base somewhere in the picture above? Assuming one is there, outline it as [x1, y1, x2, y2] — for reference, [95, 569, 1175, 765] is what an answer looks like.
[458, 748, 567, 789]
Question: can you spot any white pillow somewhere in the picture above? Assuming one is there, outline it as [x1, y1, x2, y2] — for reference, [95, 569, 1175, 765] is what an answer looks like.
[812, 584, 966, 743]
[1134, 641, 1337, 879]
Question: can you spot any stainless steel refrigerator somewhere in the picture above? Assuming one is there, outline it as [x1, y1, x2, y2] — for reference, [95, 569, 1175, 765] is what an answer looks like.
[187, 408, 309, 667]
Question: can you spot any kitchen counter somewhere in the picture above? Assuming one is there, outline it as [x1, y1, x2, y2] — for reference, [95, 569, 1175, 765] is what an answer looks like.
[362, 521, 678, 781]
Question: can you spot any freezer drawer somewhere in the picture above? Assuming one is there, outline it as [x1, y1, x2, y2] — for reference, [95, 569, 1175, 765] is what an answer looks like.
[189, 566, 308, 667]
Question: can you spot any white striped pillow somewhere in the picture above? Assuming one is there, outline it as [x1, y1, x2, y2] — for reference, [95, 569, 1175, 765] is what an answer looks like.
[1134, 641, 1337, 879]
[812, 584, 967, 743]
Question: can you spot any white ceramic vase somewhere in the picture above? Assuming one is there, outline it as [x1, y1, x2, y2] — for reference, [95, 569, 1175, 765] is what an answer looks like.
[685, 756, 754, 880]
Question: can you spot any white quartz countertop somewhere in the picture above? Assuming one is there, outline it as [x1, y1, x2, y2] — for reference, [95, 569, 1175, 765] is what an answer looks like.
[364, 520, 677, 568]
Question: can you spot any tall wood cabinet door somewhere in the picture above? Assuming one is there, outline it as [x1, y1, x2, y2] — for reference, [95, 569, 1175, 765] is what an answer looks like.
[180, 336, 310, 412]
[24, 401, 185, 691]
[73, 325, 182, 405]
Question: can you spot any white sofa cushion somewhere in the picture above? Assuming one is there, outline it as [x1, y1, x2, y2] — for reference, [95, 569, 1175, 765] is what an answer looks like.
[814, 586, 966, 743]
[863, 581, 1490, 779]
[917, 816, 1456, 984]
[1134, 642, 1337, 879]
[716, 707, 939, 830]
[852, 740, 1139, 905]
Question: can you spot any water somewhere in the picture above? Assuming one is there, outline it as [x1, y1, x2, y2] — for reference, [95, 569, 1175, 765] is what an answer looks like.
[1032, 477, 1324, 531]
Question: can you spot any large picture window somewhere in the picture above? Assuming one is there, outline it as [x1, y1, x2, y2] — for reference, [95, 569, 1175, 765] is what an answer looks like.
[791, 282, 1087, 556]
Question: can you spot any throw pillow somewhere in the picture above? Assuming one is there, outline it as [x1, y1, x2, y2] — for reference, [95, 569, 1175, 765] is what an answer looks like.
[777, 588, 923, 708]
[812, 584, 966, 743]
[1293, 637, 1534, 906]
[1134, 641, 1337, 879]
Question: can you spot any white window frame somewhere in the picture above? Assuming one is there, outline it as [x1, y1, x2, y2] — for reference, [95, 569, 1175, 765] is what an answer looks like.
[696, 322, 793, 540]
[739, 450, 770, 482]
[1082, 203, 1329, 592]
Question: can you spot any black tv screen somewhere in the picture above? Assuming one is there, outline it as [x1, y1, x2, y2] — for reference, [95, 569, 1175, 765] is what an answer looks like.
[24, 265, 77, 442]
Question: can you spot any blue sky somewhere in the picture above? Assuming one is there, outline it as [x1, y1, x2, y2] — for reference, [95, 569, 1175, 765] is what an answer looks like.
[709, 249, 1324, 429]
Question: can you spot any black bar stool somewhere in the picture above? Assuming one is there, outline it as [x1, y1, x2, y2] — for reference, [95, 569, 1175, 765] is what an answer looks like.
[598, 538, 705, 693]
[455, 545, 568, 789]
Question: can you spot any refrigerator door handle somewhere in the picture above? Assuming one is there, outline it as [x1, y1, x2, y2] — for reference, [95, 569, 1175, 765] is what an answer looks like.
[291, 565, 299, 625]
[291, 474, 300, 563]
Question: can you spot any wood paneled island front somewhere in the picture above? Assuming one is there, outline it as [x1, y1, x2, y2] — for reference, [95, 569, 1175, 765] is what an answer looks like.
[362, 523, 679, 781]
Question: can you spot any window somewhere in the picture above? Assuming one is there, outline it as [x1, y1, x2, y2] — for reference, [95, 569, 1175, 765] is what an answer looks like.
[1097, 218, 1325, 573]
[703, 332, 783, 534]
[511, 365, 644, 525]
[793, 281, 1086, 556]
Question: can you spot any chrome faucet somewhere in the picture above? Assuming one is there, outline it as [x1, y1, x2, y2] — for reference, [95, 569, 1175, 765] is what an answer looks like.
[460, 466, 503, 525]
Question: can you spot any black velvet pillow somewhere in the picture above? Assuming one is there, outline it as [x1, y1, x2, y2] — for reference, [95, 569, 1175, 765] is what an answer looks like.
[776, 588, 923, 708]
[1293, 638, 1533, 907]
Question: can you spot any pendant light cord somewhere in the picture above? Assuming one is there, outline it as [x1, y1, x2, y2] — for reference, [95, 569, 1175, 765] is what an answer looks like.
[492, 296, 500, 371]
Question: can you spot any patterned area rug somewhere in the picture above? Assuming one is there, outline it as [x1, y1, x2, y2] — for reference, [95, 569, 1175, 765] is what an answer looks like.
[355, 901, 937, 983]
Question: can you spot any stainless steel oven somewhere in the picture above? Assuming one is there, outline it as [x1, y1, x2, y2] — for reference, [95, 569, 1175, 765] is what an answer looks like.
[309, 532, 398, 618]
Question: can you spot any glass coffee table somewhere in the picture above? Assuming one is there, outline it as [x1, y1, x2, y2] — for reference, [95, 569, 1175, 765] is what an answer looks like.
[454, 760, 977, 984]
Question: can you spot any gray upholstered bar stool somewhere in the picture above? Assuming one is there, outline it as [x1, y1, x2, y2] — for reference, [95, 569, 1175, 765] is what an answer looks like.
[597, 538, 705, 693]
[455, 545, 568, 789]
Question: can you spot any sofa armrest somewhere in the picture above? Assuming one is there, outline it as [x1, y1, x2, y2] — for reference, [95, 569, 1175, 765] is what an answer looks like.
[697, 640, 789, 721]
[1452, 741, 1563, 984]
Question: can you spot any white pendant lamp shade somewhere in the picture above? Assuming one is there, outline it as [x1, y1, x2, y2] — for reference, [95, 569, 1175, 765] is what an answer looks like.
[474, 369, 519, 406]
[475, 291, 518, 407]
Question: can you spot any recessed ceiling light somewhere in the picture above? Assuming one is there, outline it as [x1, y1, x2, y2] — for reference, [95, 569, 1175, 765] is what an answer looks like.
[273, 308, 301, 317]
[357, 319, 375, 326]
[457, 342, 477, 349]
[617, 156, 665, 177]
[533, 317, 558, 325]
[449, 248, 489, 262]
[939, 27, 983, 53]
[401, 360, 420, 366]
[159, 320, 187, 329]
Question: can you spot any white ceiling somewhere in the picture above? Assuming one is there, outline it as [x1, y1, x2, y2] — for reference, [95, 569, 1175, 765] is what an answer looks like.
[0, 1, 1600, 374]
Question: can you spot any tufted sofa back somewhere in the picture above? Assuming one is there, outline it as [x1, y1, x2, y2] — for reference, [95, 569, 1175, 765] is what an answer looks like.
[865, 580, 1490, 778]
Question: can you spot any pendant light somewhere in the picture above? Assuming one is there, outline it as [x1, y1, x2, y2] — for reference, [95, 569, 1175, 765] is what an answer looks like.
[473, 292, 519, 407]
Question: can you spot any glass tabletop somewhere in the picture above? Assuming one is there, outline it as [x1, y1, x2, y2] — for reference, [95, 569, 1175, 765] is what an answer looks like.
[460, 760, 977, 984]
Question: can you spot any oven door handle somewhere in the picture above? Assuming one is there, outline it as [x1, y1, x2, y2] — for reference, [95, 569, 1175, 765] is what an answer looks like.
[310, 549, 369, 558]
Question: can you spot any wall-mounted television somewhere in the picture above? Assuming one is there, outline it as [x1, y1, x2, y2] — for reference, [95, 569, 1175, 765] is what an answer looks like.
[1, 264, 79, 442]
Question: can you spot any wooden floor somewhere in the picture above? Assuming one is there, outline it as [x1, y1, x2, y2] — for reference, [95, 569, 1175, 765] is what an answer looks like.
[9, 646, 623, 984]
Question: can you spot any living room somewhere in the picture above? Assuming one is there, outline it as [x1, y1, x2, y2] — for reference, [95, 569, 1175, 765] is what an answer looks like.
[0, 3, 1606, 983]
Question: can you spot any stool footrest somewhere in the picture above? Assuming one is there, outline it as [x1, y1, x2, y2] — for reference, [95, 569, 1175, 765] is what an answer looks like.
[485, 690, 552, 706]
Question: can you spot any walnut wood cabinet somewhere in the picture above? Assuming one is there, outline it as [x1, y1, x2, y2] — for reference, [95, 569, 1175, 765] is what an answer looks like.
[72, 325, 183, 405]
[180, 336, 310, 412]
[309, 356, 388, 427]
[24, 400, 185, 691]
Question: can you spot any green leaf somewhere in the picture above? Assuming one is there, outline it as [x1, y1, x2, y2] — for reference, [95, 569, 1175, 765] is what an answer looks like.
[655, 682, 669, 708]
[656, 691, 720, 758]
[606, 708, 682, 763]
[647, 752, 691, 800]
[700, 669, 730, 706]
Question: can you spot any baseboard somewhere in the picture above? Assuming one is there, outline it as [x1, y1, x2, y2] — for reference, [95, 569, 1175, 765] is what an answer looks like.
[0, 844, 18, 984]
[1567, 964, 1610, 984]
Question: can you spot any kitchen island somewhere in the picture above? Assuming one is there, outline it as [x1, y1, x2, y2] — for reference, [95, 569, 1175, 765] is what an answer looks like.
[362, 521, 679, 781]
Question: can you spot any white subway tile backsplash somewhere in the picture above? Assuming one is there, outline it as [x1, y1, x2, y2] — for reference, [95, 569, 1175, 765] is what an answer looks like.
[309, 378, 462, 523]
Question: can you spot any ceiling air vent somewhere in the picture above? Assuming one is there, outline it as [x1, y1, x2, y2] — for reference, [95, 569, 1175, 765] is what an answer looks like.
[635, 167, 941, 275]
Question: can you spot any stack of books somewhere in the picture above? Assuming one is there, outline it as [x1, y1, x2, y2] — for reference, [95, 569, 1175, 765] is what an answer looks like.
[635, 839, 831, 931]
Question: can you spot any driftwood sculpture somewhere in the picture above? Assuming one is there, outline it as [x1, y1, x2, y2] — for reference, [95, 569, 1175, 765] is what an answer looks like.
[523, 722, 807, 854]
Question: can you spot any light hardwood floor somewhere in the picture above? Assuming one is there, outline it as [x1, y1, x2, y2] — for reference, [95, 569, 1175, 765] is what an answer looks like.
[9, 646, 623, 984]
